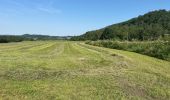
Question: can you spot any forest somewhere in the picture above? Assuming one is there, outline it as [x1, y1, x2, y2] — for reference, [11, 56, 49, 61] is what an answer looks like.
[71, 10, 170, 41]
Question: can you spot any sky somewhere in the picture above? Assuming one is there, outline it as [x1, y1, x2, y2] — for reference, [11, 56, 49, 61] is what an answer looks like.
[0, 0, 170, 36]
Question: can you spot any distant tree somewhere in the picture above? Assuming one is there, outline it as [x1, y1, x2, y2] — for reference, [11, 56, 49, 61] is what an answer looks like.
[0, 35, 24, 43]
[100, 28, 115, 40]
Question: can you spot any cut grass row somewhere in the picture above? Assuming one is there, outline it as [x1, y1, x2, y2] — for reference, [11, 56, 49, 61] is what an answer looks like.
[0, 41, 170, 100]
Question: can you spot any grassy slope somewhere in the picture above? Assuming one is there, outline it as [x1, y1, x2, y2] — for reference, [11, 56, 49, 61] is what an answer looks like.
[0, 41, 170, 100]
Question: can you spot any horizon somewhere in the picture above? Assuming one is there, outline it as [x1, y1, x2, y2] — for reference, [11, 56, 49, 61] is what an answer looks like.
[0, 0, 170, 36]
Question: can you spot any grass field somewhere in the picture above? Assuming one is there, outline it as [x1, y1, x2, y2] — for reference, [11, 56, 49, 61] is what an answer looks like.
[0, 41, 170, 100]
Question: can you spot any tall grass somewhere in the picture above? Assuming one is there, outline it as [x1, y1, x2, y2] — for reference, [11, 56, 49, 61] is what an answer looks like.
[86, 40, 170, 61]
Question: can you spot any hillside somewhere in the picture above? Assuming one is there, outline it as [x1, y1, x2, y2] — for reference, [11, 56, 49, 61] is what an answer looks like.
[0, 41, 170, 99]
[71, 10, 170, 41]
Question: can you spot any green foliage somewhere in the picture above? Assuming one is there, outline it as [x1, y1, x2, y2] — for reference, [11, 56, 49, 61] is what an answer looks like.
[0, 34, 72, 43]
[86, 40, 170, 61]
[0, 35, 24, 43]
[72, 10, 170, 41]
[71, 30, 103, 41]
[100, 28, 116, 40]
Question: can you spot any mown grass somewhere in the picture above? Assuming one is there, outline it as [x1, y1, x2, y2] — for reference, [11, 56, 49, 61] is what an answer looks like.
[0, 41, 170, 100]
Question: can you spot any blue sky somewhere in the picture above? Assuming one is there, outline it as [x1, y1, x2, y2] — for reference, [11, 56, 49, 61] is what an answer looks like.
[0, 0, 170, 36]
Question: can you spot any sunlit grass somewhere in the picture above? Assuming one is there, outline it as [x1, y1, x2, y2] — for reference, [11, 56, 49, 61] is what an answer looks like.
[0, 41, 170, 100]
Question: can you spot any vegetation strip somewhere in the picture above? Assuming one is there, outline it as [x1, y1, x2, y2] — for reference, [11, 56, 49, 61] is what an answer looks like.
[86, 40, 170, 61]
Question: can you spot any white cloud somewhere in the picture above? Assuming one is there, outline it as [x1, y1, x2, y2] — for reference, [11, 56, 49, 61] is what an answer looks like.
[6, 0, 62, 14]
[36, 0, 62, 14]
[37, 7, 62, 14]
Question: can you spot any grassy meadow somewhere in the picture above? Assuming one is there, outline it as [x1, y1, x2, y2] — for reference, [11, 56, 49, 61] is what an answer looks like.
[0, 41, 170, 100]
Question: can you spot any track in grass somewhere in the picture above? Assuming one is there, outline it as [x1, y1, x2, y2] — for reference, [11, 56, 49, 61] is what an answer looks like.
[0, 41, 170, 100]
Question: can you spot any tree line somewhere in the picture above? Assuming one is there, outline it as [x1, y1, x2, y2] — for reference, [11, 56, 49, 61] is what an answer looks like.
[0, 35, 24, 43]
[0, 34, 72, 43]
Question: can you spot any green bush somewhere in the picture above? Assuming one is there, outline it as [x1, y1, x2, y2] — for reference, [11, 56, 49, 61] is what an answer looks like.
[86, 41, 170, 61]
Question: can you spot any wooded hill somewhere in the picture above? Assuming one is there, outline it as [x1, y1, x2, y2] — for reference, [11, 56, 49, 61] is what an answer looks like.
[71, 10, 170, 41]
